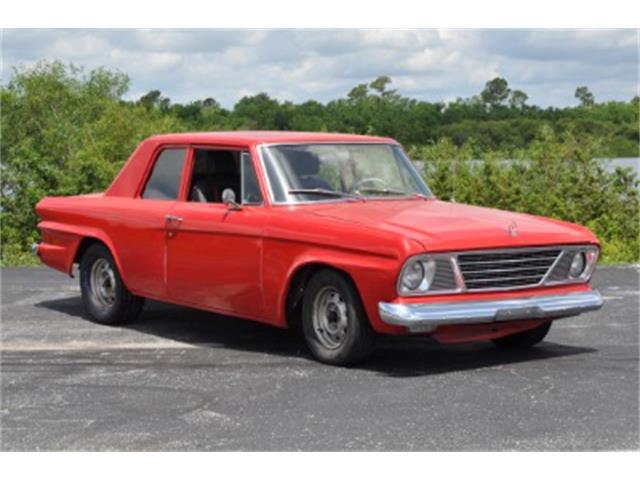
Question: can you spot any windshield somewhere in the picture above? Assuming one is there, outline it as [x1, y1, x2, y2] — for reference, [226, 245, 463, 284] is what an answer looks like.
[261, 143, 433, 204]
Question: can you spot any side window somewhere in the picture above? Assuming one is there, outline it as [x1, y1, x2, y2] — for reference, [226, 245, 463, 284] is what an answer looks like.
[187, 149, 263, 205]
[241, 152, 263, 205]
[188, 149, 240, 203]
[142, 148, 186, 200]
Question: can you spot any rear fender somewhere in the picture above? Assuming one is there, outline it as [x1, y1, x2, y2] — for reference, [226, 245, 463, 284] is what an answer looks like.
[37, 221, 123, 280]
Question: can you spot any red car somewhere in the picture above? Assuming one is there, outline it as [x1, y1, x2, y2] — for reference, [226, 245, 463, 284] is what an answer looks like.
[34, 131, 603, 365]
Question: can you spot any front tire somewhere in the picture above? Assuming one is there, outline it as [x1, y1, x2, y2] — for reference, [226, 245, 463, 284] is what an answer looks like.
[492, 321, 552, 348]
[79, 243, 144, 325]
[302, 269, 375, 365]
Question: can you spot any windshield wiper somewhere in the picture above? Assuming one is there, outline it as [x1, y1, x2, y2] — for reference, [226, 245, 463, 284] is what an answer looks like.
[288, 189, 363, 200]
[355, 187, 409, 196]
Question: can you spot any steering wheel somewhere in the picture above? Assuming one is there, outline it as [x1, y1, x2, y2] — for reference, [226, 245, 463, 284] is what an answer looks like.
[350, 177, 389, 194]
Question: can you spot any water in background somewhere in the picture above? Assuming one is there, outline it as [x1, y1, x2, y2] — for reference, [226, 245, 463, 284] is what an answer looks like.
[602, 158, 640, 175]
[416, 158, 640, 176]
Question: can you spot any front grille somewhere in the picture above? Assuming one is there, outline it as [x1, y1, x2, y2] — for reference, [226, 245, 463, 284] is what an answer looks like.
[457, 248, 562, 291]
[431, 258, 458, 291]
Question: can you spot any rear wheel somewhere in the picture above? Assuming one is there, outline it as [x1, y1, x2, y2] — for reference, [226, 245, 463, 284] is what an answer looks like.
[80, 243, 144, 325]
[492, 321, 552, 348]
[302, 269, 375, 365]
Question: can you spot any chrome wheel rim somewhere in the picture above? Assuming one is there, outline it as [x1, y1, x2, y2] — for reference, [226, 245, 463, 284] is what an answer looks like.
[89, 258, 117, 308]
[312, 286, 349, 349]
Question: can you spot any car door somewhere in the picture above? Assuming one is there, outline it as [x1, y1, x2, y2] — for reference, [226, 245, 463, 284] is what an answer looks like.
[165, 149, 267, 319]
[113, 146, 188, 299]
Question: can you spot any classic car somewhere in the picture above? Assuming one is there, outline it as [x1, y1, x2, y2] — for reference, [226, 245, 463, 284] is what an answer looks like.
[34, 131, 604, 365]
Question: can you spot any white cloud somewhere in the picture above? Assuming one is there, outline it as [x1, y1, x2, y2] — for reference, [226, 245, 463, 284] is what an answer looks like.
[2, 29, 637, 107]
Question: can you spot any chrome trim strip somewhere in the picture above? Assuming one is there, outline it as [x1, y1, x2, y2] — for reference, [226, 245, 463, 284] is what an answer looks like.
[256, 141, 400, 148]
[461, 265, 551, 275]
[463, 273, 545, 284]
[452, 245, 565, 256]
[538, 247, 568, 284]
[379, 290, 604, 332]
[32, 242, 40, 256]
[450, 256, 466, 290]
[459, 255, 560, 265]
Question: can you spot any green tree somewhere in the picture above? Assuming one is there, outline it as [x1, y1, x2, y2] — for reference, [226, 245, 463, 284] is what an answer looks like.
[289, 100, 327, 131]
[481, 77, 511, 108]
[369, 75, 397, 98]
[575, 86, 595, 106]
[233, 93, 289, 130]
[139, 89, 162, 109]
[202, 97, 219, 108]
[509, 89, 528, 109]
[347, 83, 369, 102]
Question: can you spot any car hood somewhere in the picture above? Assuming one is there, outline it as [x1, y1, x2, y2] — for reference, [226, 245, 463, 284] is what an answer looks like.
[305, 199, 596, 252]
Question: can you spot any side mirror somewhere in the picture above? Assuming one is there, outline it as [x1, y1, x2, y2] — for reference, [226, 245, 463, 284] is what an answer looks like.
[222, 188, 242, 210]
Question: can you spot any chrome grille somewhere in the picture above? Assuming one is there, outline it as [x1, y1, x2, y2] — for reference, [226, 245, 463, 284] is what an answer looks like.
[431, 258, 458, 291]
[457, 248, 562, 291]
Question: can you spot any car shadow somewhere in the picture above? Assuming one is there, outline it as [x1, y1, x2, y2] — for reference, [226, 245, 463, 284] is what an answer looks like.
[361, 338, 596, 378]
[36, 296, 597, 378]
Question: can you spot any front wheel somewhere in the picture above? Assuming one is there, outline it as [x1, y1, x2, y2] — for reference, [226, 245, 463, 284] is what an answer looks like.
[491, 321, 552, 348]
[80, 243, 144, 325]
[302, 269, 375, 365]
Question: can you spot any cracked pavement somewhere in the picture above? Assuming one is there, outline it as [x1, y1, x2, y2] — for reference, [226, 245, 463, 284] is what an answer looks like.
[1, 266, 638, 450]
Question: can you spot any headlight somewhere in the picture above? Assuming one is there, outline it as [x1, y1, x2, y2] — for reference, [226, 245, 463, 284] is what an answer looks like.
[401, 260, 424, 291]
[548, 246, 599, 284]
[399, 259, 437, 294]
[569, 252, 586, 278]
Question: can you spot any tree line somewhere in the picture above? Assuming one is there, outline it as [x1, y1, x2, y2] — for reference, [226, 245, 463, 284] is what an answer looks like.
[139, 73, 638, 157]
[1, 61, 638, 265]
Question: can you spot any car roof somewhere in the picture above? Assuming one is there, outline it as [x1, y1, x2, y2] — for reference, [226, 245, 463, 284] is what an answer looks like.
[146, 131, 397, 147]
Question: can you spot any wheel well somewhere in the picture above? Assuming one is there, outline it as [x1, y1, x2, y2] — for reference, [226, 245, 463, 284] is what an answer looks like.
[285, 263, 358, 329]
[73, 237, 107, 264]
[72, 237, 132, 291]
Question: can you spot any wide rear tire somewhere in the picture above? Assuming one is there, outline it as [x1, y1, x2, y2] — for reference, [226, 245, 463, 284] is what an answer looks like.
[302, 269, 375, 365]
[79, 243, 144, 325]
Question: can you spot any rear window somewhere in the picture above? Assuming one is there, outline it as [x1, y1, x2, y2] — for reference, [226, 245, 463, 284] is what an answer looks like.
[142, 148, 186, 200]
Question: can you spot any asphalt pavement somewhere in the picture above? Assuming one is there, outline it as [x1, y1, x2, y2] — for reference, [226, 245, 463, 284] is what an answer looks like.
[1, 266, 638, 451]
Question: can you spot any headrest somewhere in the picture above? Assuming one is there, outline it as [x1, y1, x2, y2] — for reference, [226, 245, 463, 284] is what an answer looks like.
[287, 150, 320, 176]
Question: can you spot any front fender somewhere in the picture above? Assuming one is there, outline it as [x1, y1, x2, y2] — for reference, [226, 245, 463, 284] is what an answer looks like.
[265, 242, 407, 333]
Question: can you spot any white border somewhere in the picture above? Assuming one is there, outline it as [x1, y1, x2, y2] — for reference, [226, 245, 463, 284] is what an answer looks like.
[1, 452, 640, 479]
[1, 0, 639, 28]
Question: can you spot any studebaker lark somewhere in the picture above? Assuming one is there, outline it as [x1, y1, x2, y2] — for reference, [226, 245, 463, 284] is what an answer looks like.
[34, 131, 603, 365]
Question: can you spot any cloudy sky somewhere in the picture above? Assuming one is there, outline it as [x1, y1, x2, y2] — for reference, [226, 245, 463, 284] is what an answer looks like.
[2, 29, 638, 107]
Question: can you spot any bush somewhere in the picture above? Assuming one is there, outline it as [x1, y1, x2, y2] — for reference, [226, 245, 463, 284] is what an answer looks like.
[410, 129, 639, 263]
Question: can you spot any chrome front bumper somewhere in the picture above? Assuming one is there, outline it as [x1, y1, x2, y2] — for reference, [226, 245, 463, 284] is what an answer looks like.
[379, 290, 604, 332]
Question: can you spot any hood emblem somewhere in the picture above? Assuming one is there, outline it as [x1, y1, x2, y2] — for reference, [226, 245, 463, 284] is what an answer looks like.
[507, 221, 518, 237]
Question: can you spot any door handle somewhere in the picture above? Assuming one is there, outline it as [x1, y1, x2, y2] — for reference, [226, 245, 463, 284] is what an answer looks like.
[165, 215, 183, 238]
